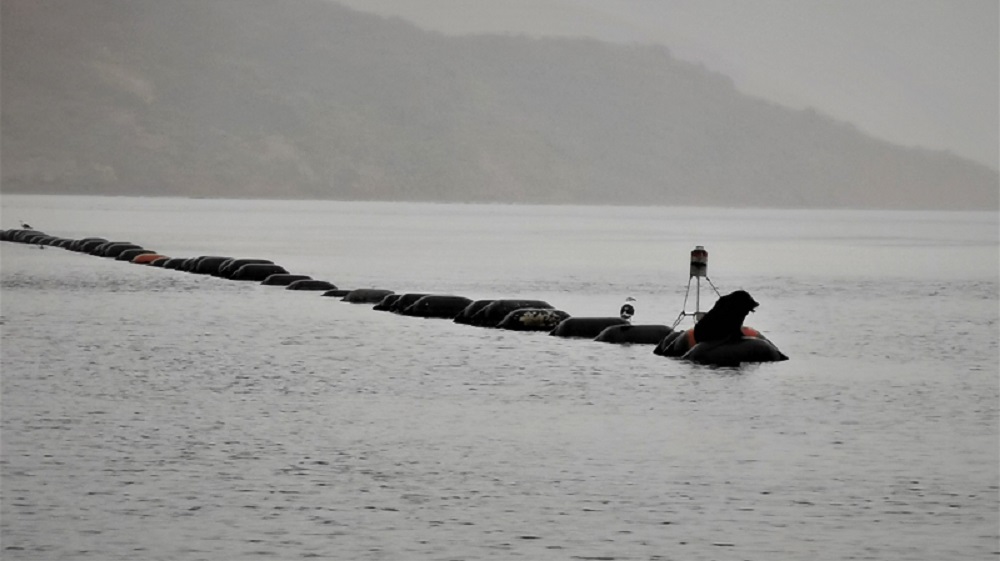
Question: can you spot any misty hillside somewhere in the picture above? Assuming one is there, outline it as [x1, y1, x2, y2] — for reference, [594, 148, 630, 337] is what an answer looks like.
[2, 0, 996, 209]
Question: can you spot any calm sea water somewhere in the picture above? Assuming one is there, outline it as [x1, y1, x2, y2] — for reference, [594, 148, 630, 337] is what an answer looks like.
[1, 195, 997, 560]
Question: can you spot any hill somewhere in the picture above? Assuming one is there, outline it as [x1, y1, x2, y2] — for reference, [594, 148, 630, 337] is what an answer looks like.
[2, 0, 996, 209]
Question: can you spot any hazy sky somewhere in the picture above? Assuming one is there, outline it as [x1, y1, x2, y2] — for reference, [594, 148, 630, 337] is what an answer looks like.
[335, 0, 998, 171]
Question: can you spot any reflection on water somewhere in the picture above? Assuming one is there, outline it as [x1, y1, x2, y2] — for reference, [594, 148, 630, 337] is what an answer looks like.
[1, 196, 997, 560]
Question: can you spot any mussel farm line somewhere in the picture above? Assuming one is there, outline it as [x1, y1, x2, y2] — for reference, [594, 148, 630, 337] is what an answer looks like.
[1, 228, 788, 366]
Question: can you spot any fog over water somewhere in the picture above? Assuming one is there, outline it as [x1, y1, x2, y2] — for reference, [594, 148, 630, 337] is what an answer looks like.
[338, 0, 999, 170]
[1, 196, 997, 560]
[3, 1, 995, 207]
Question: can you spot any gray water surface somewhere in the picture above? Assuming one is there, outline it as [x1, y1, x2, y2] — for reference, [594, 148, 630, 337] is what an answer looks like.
[2, 196, 997, 560]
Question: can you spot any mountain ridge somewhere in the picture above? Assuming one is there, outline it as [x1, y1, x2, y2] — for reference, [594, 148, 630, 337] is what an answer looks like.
[2, 0, 996, 210]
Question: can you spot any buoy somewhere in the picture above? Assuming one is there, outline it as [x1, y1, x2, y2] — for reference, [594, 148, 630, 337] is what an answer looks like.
[286, 279, 337, 291]
[595, 324, 673, 345]
[229, 263, 289, 281]
[670, 246, 722, 330]
[387, 293, 429, 313]
[132, 253, 169, 264]
[322, 289, 352, 298]
[116, 248, 156, 261]
[453, 300, 495, 324]
[216, 258, 274, 278]
[342, 288, 395, 304]
[261, 274, 312, 286]
[373, 294, 402, 311]
[190, 256, 234, 275]
[549, 317, 629, 338]
[497, 308, 570, 331]
[466, 299, 553, 328]
[399, 295, 474, 319]
[682, 337, 788, 366]
[690, 245, 708, 277]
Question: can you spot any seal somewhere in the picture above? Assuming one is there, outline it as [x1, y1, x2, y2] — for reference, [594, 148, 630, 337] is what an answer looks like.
[658, 291, 761, 356]
[694, 290, 759, 342]
[656, 290, 788, 365]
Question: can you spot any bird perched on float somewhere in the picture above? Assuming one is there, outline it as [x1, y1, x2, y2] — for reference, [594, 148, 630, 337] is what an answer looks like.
[619, 297, 636, 323]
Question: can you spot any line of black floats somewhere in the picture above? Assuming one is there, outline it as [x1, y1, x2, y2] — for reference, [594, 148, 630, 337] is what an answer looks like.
[1, 228, 787, 366]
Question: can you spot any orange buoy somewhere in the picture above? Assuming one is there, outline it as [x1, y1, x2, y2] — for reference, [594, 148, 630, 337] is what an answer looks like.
[132, 253, 168, 264]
